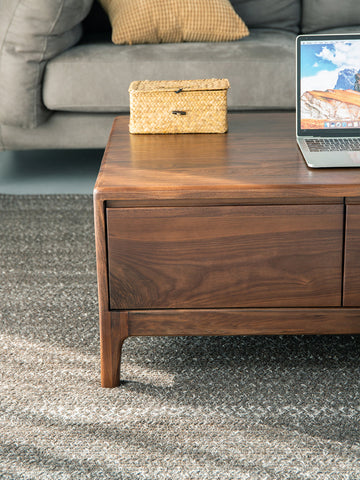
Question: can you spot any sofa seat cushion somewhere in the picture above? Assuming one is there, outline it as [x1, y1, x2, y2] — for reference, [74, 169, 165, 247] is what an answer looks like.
[43, 29, 296, 112]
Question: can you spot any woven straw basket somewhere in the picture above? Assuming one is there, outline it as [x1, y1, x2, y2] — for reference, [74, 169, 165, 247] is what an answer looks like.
[129, 79, 230, 134]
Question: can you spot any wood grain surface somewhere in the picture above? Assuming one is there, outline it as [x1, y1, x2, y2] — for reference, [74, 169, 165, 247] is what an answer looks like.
[94, 112, 360, 202]
[93, 111, 360, 386]
[127, 308, 360, 336]
[107, 204, 343, 309]
[344, 203, 360, 306]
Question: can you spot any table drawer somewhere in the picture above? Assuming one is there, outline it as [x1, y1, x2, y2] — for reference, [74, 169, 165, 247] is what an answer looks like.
[344, 204, 360, 306]
[107, 205, 343, 309]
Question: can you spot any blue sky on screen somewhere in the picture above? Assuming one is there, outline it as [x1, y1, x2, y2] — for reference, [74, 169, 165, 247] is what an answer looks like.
[301, 41, 360, 94]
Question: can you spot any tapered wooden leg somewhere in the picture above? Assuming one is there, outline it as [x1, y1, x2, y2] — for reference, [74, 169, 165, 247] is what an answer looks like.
[100, 311, 129, 387]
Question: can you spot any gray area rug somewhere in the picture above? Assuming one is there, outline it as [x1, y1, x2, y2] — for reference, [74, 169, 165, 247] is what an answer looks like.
[0, 194, 359, 480]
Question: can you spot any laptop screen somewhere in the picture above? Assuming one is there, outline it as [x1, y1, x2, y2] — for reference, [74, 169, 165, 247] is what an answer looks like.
[297, 34, 360, 136]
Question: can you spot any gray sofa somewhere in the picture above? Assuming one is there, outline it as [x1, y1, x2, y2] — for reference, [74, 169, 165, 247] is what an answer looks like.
[0, 0, 359, 151]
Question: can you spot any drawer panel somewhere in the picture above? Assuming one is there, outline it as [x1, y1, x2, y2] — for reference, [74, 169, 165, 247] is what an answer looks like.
[344, 204, 360, 306]
[107, 205, 343, 309]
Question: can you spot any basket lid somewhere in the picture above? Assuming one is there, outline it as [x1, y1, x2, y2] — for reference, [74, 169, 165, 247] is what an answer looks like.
[129, 78, 230, 93]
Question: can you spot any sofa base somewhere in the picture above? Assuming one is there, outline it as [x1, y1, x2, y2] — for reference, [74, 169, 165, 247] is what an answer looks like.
[0, 112, 117, 151]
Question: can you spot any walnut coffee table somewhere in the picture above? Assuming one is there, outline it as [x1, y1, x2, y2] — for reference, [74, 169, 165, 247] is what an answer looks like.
[94, 112, 360, 387]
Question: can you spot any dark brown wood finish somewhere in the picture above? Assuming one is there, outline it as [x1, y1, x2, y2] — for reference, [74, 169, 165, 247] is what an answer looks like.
[107, 205, 343, 309]
[94, 112, 360, 202]
[99, 311, 128, 388]
[94, 196, 116, 387]
[344, 203, 360, 306]
[127, 309, 360, 336]
[93, 112, 360, 387]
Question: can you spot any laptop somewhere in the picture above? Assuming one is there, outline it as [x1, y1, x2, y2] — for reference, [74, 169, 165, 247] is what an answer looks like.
[296, 33, 360, 168]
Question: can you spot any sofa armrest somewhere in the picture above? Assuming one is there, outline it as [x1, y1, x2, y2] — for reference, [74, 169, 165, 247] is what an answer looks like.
[0, 0, 93, 129]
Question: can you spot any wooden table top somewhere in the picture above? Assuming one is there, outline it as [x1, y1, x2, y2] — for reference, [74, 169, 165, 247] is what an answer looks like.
[94, 112, 360, 202]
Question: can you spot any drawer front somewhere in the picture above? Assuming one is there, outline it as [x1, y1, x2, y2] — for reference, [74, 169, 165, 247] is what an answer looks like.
[107, 205, 343, 309]
[344, 204, 360, 306]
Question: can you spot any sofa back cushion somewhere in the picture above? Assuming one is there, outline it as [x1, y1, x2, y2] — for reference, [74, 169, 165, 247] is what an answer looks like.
[302, 0, 360, 33]
[0, 0, 93, 129]
[230, 0, 301, 33]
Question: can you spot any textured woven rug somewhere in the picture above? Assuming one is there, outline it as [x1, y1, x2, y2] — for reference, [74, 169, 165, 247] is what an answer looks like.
[0, 194, 359, 480]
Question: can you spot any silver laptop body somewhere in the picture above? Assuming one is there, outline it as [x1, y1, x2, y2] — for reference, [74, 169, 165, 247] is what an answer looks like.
[296, 33, 360, 168]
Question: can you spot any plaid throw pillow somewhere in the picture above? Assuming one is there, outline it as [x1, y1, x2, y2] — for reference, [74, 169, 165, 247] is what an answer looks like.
[98, 0, 249, 45]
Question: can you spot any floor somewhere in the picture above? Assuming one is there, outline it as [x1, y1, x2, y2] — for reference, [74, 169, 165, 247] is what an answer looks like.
[0, 149, 103, 194]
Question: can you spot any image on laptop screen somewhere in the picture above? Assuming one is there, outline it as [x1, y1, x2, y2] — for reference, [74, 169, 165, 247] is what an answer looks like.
[299, 37, 360, 131]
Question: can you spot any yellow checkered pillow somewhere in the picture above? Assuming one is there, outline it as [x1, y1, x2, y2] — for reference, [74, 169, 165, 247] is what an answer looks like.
[98, 0, 249, 45]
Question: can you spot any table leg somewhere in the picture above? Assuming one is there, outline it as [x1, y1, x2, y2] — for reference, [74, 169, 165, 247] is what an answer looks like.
[100, 311, 129, 387]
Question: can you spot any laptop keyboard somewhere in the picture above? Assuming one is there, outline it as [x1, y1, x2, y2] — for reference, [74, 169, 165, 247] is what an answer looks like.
[306, 138, 360, 152]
